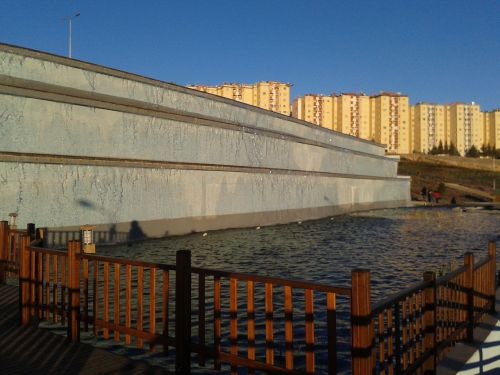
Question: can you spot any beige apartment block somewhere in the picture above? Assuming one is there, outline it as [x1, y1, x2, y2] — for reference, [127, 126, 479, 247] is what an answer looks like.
[334, 93, 371, 139]
[370, 93, 410, 154]
[483, 110, 500, 148]
[291, 95, 334, 129]
[412, 103, 446, 153]
[445, 103, 482, 155]
[188, 81, 291, 116]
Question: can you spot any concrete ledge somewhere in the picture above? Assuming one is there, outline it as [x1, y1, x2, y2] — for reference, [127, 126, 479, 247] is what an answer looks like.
[45, 200, 410, 240]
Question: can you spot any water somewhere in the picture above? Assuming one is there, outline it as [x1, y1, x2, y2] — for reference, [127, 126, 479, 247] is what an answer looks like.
[87, 207, 499, 373]
[100, 207, 499, 302]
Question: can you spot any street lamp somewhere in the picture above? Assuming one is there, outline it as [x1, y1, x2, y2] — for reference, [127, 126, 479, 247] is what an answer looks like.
[63, 12, 80, 58]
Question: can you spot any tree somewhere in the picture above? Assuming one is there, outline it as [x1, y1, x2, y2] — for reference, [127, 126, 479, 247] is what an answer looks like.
[466, 145, 480, 158]
[448, 142, 460, 156]
[444, 141, 449, 154]
[481, 144, 492, 157]
[437, 182, 446, 194]
[429, 145, 438, 155]
[437, 140, 444, 154]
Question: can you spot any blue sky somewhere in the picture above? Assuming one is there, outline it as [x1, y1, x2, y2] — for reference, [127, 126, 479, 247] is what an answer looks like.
[1, 0, 499, 110]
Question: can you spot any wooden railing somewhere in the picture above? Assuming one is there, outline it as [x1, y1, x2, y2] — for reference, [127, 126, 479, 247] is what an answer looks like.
[371, 242, 497, 374]
[44, 229, 128, 248]
[1, 220, 497, 374]
[0, 220, 31, 282]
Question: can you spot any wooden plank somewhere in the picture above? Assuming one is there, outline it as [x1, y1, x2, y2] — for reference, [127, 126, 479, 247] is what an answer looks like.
[30, 250, 35, 319]
[61, 255, 66, 325]
[83, 258, 89, 332]
[163, 270, 169, 354]
[198, 272, 205, 365]
[265, 283, 274, 366]
[247, 280, 255, 374]
[402, 299, 408, 369]
[230, 278, 238, 375]
[284, 285, 293, 370]
[125, 264, 132, 345]
[93, 260, 99, 336]
[387, 309, 394, 375]
[137, 266, 144, 349]
[103, 262, 109, 339]
[114, 263, 120, 342]
[52, 255, 58, 323]
[305, 289, 315, 374]
[44, 254, 49, 320]
[150, 267, 156, 340]
[409, 295, 415, 365]
[214, 276, 221, 370]
[351, 269, 373, 375]
[378, 312, 385, 375]
[326, 292, 336, 375]
[37, 252, 42, 319]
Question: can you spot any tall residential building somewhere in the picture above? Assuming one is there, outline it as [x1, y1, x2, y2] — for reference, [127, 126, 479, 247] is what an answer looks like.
[334, 93, 371, 139]
[291, 93, 371, 137]
[370, 93, 411, 154]
[187, 81, 291, 116]
[445, 103, 482, 155]
[412, 103, 446, 153]
[291, 95, 334, 129]
[483, 110, 500, 149]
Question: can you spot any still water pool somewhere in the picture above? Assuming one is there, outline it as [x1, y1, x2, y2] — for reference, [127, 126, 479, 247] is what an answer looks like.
[93, 207, 498, 373]
[102, 207, 499, 302]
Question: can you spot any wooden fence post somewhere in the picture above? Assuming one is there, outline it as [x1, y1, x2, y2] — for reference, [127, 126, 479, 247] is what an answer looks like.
[0, 221, 8, 284]
[27, 223, 36, 240]
[351, 269, 373, 375]
[36, 228, 45, 247]
[423, 271, 436, 374]
[19, 234, 31, 325]
[67, 240, 81, 342]
[464, 252, 474, 342]
[488, 240, 497, 314]
[175, 250, 191, 374]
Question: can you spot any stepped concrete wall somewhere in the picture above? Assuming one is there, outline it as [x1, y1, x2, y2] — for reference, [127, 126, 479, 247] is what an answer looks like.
[0, 44, 410, 237]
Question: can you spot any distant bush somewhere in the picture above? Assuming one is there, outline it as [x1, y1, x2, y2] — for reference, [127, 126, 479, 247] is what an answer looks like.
[437, 182, 446, 194]
[466, 145, 480, 158]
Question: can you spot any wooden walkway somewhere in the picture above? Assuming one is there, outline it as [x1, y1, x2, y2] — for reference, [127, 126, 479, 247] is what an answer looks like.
[0, 284, 170, 374]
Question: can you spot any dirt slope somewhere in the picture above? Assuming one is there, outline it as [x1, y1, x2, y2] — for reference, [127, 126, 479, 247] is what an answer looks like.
[397, 157, 500, 204]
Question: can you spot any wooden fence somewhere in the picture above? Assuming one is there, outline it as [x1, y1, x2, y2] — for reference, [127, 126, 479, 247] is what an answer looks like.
[0, 220, 498, 374]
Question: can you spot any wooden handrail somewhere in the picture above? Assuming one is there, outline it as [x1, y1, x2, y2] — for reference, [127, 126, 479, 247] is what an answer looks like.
[192, 266, 352, 296]
[11, 220, 498, 375]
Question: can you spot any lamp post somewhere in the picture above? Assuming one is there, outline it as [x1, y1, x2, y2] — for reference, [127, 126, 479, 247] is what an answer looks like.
[64, 12, 80, 58]
[80, 225, 96, 253]
[8, 213, 17, 229]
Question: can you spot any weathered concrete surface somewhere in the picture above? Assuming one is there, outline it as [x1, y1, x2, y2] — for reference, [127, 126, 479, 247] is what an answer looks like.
[0, 44, 411, 234]
[0, 161, 409, 236]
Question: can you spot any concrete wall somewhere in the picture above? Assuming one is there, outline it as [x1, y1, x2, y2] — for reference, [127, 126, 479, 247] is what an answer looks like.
[0, 44, 410, 235]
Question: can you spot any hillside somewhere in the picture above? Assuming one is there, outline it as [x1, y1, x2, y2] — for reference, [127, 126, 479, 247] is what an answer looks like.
[397, 157, 500, 204]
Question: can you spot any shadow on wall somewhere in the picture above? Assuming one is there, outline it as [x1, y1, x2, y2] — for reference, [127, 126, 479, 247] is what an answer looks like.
[128, 220, 146, 242]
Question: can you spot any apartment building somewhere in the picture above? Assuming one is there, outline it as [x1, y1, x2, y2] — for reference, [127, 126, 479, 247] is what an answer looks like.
[370, 93, 410, 154]
[445, 103, 482, 155]
[412, 103, 446, 153]
[188, 81, 291, 116]
[291, 94, 334, 129]
[483, 110, 500, 148]
[333, 93, 371, 139]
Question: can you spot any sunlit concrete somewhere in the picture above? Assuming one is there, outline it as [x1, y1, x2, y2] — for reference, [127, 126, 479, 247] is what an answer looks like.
[0, 44, 411, 235]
